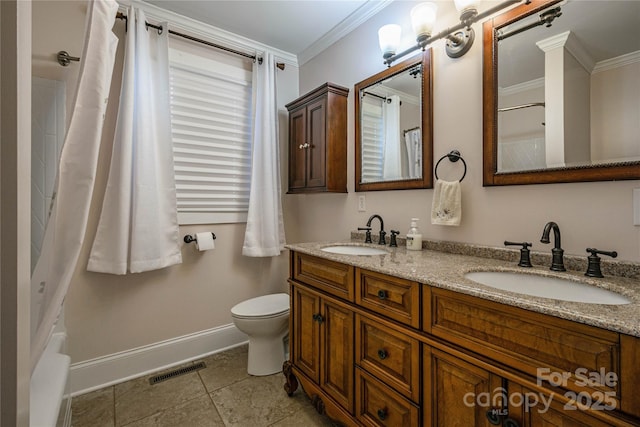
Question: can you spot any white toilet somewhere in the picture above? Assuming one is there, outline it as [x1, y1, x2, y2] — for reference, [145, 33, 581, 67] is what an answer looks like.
[231, 293, 290, 376]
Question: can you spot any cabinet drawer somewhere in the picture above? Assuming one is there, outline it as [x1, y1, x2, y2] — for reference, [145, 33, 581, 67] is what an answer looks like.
[430, 289, 620, 400]
[292, 252, 354, 301]
[356, 368, 420, 427]
[356, 269, 420, 328]
[356, 314, 420, 402]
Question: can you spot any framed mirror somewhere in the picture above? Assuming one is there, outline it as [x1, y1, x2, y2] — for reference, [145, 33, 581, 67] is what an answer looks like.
[483, 0, 640, 185]
[355, 51, 433, 191]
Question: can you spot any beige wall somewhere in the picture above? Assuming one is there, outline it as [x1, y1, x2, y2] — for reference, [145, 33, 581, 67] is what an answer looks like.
[591, 61, 640, 162]
[296, 1, 640, 260]
[32, 1, 298, 363]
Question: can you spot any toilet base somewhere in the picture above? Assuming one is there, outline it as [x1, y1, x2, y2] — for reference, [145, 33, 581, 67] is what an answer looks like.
[247, 332, 287, 376]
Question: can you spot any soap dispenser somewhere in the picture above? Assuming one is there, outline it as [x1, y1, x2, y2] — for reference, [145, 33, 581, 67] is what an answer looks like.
[406, 218, 423, 251]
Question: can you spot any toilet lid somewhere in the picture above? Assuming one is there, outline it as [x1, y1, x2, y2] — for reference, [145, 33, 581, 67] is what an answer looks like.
[231, 293, 290, 318]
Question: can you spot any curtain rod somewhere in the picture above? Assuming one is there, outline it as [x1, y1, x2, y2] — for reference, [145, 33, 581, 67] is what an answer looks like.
[498, 102, 545, 112]
[115, 12, 285, 70]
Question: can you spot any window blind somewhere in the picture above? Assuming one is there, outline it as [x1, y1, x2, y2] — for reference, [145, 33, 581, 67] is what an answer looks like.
[360, 99, 384, 183]
[169, 48, 252, 224]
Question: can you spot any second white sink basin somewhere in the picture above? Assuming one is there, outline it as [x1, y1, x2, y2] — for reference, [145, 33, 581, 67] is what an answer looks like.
[321, 245, 388, 256]
[465, 271, 631, 305]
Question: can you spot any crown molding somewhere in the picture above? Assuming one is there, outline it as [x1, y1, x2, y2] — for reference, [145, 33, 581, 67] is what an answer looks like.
[499, 76, 545, 96]
[118, 0, 299, 66]
[297, 0, 394, 66]
[593, 50, 640, 74]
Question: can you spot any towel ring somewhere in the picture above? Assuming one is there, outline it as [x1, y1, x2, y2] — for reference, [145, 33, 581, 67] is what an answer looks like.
[434, 150, 467, 182]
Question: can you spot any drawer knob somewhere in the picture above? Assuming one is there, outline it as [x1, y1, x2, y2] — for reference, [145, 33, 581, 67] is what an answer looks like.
[377, 349, 388, 360]
[377, 408, 387, 420]
[377, 290, 387, 300]
[312, 313, 324, 324]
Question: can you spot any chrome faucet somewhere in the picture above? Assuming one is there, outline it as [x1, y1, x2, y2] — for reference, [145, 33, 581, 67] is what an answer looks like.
[366, 214, 386, 245]
[540, 221, 566, 271]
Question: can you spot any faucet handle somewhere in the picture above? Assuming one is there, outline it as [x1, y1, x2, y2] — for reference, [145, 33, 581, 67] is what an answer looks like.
[585, 248, 618, 278]
[504, 241, 533, 267]
[389, 230, 399, 247]
[358, 227, 372, 243]
[378, 230, 387, 246]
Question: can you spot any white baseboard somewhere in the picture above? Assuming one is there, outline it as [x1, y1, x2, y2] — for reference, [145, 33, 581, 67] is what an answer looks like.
[69, 324, 247, 396]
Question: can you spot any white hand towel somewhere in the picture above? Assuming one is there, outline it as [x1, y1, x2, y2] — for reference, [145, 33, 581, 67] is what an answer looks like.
[431, 179, 461, 226]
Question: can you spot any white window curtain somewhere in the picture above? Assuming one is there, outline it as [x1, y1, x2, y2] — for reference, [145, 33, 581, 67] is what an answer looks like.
[382, 95, 402, 180]
[404, 128, 422, 179]
[87, 6, 182, 274]
[242, 52, 285, 257]
[31, 0, 119, 370]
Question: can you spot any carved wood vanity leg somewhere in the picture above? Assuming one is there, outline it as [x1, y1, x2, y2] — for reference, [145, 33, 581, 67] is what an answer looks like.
[282, 361, 298, 396]
[311, 394, 325, 415]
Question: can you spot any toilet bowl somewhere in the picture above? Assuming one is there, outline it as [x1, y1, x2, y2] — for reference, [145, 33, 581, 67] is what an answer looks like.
[231, 293, 290, 376]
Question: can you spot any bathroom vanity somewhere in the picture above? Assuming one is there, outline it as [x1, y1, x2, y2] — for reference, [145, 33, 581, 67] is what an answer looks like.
[283, 241, 640, 427]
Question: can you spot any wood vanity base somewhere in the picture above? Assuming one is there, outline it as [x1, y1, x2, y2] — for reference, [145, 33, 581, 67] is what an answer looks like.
[284, 252, 640, 427]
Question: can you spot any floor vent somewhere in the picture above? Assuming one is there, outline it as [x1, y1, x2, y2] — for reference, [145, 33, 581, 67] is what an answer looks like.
[149, 361, 206, 385]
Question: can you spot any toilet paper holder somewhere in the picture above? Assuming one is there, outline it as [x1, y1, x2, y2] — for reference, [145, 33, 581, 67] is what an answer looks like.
[183, 233, 216, 244]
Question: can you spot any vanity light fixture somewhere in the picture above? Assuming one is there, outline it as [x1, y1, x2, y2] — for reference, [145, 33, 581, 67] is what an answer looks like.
[380, 0, 530, 65]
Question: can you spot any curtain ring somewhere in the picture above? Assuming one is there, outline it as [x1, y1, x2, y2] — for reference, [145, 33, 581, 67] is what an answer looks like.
[157, 25, 163, 35]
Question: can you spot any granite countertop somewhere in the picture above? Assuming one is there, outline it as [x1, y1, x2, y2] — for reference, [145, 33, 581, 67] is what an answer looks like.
[285, 240, 640, 338]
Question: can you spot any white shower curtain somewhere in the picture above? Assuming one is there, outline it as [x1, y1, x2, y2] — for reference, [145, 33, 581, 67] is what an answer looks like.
[242, 52, 286, 257]
[382, 95, 402, 180]
[88, 7, 182, 274]
[31, 0, 119, 370]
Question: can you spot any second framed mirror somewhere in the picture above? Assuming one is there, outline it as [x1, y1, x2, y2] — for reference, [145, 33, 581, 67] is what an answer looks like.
[355, 50, 433, 191]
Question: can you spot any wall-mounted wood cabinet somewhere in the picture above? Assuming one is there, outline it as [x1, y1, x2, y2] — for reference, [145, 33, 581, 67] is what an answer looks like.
[286, 83, 348, 194]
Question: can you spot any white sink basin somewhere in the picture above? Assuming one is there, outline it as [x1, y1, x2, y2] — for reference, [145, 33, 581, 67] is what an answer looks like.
[464, 271, 631, 305]
[321, 245, 388, 256]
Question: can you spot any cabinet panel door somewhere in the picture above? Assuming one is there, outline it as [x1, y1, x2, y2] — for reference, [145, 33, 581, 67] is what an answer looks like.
[306, 98, 327, 188]
[425, 347, 498, 427]
[522, 387, 614, 427]
[292, 285, 320, 383]
[288, 107, 307, 190]
[321, 298, 354, 413]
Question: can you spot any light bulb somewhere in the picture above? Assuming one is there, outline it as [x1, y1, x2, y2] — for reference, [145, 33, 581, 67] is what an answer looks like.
[378, 24, 402, 59]
[454, 0, 480, 22]
[411, 2, 438, 43]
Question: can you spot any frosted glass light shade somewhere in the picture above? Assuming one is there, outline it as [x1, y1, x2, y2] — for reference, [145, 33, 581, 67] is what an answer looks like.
[454, 0, 480, 20]
[411, 2, 438, 42]
[378, 24, 402, 59]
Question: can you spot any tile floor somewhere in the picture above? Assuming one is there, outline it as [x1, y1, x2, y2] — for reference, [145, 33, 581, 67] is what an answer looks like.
[71, 345, 335, 427]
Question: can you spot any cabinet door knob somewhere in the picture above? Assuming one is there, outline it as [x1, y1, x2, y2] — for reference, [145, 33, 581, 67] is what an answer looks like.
[377, 408, 387, 420]
[377, 349, 388, 360]
[299, 143, 310, 149]
[504, 419, 520, 427]
[312, 313, 324, 324]
[377, 290, 387, 300]
[485, 409, 502, 425]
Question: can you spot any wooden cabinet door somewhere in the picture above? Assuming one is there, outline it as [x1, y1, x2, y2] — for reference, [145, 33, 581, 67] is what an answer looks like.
[424, 347, 500, 427]
[305, 97, 327, 188]
[292, 285, 320, 383]
[288, 106, 307, 191]
[321, 297, 354, 413]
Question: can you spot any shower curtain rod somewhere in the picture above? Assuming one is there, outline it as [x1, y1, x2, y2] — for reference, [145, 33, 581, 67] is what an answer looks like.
[115, 12, 285, 70]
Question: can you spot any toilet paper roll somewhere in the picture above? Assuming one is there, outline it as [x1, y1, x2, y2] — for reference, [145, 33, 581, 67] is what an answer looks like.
[195, 232, 215, 251]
